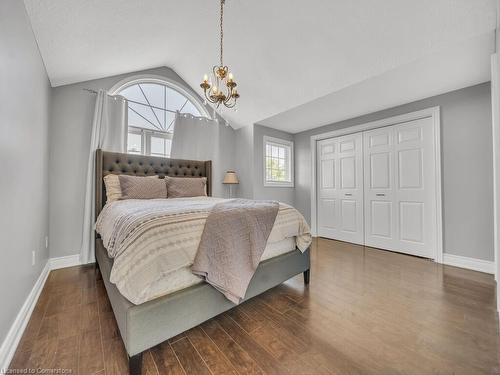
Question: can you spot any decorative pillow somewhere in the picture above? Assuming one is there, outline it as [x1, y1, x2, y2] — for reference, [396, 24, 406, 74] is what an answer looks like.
[103, 174, 123, 202]
[118, 175, 167, 199]
[165, 176, 207, 198]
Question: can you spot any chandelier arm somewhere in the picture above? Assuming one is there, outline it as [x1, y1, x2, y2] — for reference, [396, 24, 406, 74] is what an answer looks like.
[223, 93, 235, 106]
[203, 90, 218, 105]
[223, 89, 232, 104]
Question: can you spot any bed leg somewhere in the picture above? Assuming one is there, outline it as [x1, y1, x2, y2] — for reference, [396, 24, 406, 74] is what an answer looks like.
[95, 261, 102, 280]
[303, 269, 310, 285]
[129, 352, 143, 375]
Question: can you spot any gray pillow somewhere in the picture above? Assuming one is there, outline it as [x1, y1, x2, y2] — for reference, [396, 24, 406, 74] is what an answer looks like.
[165, 176, 207, 198]
[118, 175, 167, 199]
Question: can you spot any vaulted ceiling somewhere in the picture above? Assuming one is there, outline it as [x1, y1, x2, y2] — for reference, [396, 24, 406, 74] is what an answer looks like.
[24, 0, 497, 131]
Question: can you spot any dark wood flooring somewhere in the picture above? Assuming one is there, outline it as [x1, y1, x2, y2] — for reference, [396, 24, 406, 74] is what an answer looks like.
[9, 238, 500, 374]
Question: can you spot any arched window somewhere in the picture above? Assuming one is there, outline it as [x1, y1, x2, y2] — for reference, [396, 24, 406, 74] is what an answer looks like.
[113, 77, 209, 157]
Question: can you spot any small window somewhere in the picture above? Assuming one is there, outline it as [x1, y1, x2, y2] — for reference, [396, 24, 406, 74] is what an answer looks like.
[264, 136, 294, 187]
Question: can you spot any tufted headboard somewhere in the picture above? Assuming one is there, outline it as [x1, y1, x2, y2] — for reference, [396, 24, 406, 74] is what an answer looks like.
[95, 149, 212, 219]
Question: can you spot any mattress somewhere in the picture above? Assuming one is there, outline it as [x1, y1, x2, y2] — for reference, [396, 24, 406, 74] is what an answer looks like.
[96, 197, 312, 304]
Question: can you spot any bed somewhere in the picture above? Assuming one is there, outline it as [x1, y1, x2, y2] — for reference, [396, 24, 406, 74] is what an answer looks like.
[94, 149, 311, 375]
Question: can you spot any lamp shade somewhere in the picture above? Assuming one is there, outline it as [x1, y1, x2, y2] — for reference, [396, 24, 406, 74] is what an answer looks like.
[223, 171, 239, 184]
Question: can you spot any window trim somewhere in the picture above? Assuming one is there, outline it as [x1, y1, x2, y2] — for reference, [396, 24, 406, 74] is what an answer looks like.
[263, 136, 294, 188]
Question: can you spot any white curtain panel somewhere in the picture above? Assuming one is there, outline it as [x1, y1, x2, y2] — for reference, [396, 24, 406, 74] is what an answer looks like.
[80, 90, 127, 263]
[170, 113, 223, 196]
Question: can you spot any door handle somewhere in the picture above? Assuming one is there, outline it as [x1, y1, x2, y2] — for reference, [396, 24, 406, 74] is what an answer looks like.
[344, 193, 352, 196]
[376, 193, 386, 197]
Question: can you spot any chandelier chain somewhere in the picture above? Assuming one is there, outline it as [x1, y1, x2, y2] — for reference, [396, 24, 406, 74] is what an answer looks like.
[220, 0, 224, 66]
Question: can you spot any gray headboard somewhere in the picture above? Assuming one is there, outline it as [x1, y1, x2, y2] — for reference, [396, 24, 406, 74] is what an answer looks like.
[95, 149, 212, 219]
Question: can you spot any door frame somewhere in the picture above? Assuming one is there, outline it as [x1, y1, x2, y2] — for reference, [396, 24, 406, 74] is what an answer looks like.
[310, 106, 443, 263]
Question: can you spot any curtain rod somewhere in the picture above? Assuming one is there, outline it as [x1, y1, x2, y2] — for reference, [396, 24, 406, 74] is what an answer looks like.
[83, 88, 184, 115]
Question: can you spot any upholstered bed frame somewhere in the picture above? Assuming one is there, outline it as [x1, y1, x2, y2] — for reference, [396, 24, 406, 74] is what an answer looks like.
[95, 149, 213, 216]
[94, 149, 310, 375]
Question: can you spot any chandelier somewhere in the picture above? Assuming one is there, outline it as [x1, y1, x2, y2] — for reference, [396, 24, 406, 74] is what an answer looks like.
[200, 0, 239, 109]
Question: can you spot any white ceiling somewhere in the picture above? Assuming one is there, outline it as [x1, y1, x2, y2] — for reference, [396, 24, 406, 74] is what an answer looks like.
[260, 32, 495, 133]
[24, 0, 497, 131]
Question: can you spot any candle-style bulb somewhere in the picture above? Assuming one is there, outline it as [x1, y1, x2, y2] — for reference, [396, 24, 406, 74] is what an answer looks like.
[203, 74, 209, 82]
[228, 73, 234, 81]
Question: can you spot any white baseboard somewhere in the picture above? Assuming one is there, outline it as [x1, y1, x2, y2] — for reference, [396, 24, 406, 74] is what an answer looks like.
[0, 261, 50, 371]
[443, 253, 495, 274]
[49, 254, 82, 270]
[0, 253, 84, 370]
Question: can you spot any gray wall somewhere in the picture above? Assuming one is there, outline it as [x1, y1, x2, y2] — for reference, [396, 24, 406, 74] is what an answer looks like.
[253, 125, 295, 205]
[294, 82, 494, 261]
[234, 125, 254, 199]
[213, 122, 237, 198]
[0, 0, 51, 345]
[49, 67, 236, 258]
[232, 124, 295, 205]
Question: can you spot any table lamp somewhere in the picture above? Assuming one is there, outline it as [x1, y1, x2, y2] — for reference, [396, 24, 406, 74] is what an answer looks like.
[222, 171, 239, 198]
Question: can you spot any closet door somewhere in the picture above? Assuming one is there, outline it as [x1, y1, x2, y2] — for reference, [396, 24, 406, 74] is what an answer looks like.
[364, 118, 436, 258]
[317, 133, 364, 244]
[363, 127, 397, 250]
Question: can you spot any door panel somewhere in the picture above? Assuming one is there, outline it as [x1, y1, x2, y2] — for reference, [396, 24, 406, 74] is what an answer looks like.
[398, 149, 422, 188]
[321, 143, 335, 155]
[317, 133, 364, 244]
[341, 199, 357, 232]
[318, 199, 336, 229]
[317, 137, 337, 239]
[399, 201, 424, 243]
[398, 127, 421, 143]
[321, 159, 335, 189]
[369, 132, 390, 147]
[363, 126, 397, 250]
[364, 117, 436, 258]
[339, 139, 355, 152]
[370, 152, 391, 189]
[340, 156, 356, 189]
[371, 201, 392, 238]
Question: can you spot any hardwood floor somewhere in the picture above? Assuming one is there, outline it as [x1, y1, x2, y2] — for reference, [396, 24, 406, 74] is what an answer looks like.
[9, 238, 500, 374]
